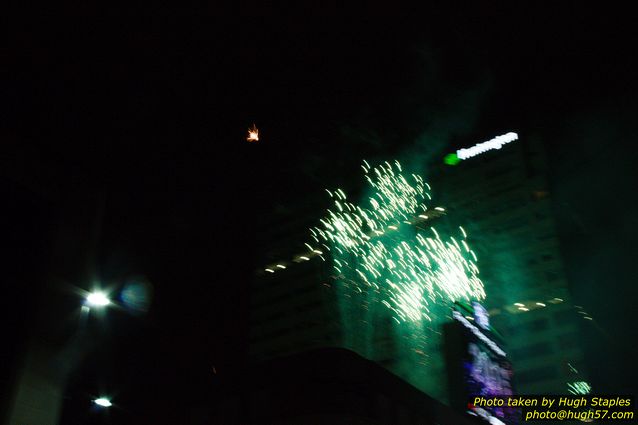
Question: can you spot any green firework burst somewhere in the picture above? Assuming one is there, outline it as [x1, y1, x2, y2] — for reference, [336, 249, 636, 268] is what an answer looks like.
[310, 160, 485, 324]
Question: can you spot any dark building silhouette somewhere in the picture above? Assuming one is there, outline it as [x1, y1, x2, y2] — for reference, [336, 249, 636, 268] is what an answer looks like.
[208, 348, 481, 425]
[1, 155, 104, 425]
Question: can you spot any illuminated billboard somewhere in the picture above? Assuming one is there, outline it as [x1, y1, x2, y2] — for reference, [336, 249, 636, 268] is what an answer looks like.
[444, 303, 518, 425]
[444, 132, 519, 165]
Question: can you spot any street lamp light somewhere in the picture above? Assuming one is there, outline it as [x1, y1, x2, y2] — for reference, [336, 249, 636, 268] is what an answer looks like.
[86, 291, 110, 307]
[93, 397, 112, 407]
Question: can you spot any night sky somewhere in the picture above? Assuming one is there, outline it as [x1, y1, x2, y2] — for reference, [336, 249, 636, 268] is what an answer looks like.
[3, 4, 638, 423]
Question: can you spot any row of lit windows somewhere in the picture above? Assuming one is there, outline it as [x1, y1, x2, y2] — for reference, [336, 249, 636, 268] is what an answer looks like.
[254, 261, 319, 288]
[500, 307, 581, 336]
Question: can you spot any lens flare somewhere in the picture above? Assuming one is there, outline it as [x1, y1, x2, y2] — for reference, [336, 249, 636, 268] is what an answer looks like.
[120, 278, 153, 314]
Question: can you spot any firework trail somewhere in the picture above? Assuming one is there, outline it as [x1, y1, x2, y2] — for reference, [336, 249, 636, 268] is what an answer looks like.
[310, 160, 485, 324]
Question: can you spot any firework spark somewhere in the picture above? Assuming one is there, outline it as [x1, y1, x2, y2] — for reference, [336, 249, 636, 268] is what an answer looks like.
[567, 381, 591, 395]
[311, 160, 485, 323]
[247, 124, 259, 142]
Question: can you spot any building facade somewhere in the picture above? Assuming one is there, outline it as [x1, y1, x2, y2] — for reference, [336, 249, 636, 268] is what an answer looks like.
[247, 134, 589, 408]
[430, 135, 589, 395]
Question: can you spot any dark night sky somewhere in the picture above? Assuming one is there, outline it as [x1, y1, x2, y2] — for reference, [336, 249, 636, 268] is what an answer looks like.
[3, 4, 638, 423]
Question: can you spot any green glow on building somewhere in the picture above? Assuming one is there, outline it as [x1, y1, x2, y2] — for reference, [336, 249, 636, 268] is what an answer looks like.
[444, 153, 460, 165]
[308, 160, 486, 402]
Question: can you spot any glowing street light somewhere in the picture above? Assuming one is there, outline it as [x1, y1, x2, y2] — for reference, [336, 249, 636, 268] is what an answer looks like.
[93, 397, 112, 407]
[86, 292, 110, 307]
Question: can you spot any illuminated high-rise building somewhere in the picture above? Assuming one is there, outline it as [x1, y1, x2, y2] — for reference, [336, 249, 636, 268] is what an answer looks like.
[247, 134, 589, 407]
[430, 135, 589, 395]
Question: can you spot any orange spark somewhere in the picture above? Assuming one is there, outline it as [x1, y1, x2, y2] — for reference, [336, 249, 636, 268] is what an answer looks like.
[247, 124, 259, 142]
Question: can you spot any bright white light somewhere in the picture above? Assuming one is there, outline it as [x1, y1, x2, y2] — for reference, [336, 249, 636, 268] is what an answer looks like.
[536, 302, 546, 307]
[246, 124, 259, 142]
[514, 302, 525, 307]
[94, 398, 112, 407]
[456, 132, 518, 160]
[86, 292, 110, 307]
[469, 407, 507, 425]
[265, 268, 275, 273]
[473, 302, 490, 330]
[489, 416, 506, 425]
[453, 311, 506, 356]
